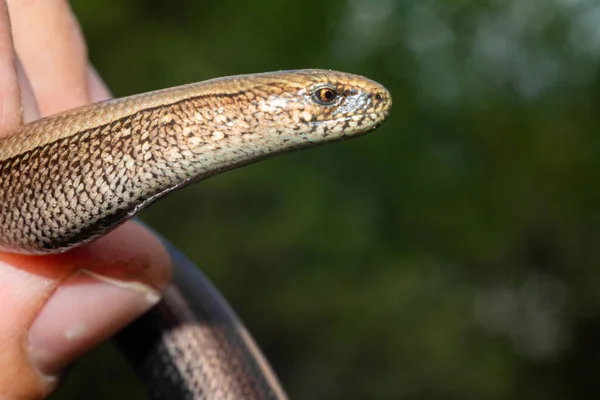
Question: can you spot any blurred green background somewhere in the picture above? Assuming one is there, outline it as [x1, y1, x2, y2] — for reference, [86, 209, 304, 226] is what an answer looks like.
[53, 0, 600, 398]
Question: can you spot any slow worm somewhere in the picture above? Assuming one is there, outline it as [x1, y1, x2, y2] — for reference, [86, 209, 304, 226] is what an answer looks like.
[0, 69, 391, 399]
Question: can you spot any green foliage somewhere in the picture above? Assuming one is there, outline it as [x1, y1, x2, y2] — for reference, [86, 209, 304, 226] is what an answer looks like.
[54, 0, 600, 398]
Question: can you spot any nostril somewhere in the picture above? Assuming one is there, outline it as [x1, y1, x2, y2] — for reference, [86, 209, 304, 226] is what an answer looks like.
[375, 93, 383, 101]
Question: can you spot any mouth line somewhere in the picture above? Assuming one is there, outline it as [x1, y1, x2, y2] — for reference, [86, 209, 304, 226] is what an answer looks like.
[311, 110, 391, 125]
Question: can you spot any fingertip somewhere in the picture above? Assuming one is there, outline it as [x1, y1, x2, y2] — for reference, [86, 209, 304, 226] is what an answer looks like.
[28, 268, 161, 377]
[8, 0, 90, 115]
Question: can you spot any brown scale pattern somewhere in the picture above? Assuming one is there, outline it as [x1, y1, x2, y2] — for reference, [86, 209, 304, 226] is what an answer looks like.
[0, 70, 391, 254]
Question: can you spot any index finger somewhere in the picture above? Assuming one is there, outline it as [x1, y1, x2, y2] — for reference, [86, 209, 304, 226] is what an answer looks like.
[7, 0, 89, 115]
[0, 0, 22, 134]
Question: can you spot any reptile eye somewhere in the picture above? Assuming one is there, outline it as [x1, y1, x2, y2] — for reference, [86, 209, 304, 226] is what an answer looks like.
[312, 86, 338, 105]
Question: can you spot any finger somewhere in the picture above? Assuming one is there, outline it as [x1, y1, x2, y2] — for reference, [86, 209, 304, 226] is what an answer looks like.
[7, 0, 89, 115]
[0, 0, 21, 135]
[0, 222, 172, 399]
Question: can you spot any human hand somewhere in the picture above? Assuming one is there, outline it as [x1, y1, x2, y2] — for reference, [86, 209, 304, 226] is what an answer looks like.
[0, 1, 172, 398]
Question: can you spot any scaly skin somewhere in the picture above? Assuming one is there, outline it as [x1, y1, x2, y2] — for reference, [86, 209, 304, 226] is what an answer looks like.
[0, 69, 391, 253]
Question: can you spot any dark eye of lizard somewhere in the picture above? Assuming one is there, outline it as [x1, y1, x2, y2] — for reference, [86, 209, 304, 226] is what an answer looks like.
[312, 86, 338, 105]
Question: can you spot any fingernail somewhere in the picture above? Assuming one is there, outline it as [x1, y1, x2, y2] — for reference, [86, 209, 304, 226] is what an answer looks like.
[27, 269, 161, 377]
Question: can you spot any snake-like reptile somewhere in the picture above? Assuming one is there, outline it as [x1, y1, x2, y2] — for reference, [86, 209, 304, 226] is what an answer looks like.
[1, 69, 391, 399]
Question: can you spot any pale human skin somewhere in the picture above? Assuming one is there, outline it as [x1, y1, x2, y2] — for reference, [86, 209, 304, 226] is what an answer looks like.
[0, 0, 172, 398]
